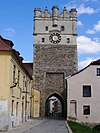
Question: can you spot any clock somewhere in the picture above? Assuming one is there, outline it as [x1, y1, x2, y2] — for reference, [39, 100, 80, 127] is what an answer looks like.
[49, 32, 61, 43]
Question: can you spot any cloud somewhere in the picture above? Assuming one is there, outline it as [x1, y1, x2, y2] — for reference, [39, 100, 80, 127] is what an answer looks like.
[79, 57, 99, 69]
[77, 21, 83, 27]
[77, 36, 100, 54]
[86, 29, 95, 34]
[63, 4, 96, 15]
[94, 20, 100, 32]
[22, 60, 32, 63]
[77, 4, 95, 15]
[4, 28, 15, 37]
[86, 20, 100, 34]
[93, 37, 100, 42]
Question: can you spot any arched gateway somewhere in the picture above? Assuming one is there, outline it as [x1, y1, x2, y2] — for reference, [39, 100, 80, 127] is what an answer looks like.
[33, 6, 77, 118]
[45, 93, 64, 118]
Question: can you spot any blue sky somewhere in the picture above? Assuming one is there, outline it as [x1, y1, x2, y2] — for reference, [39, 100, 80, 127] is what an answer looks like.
[0, 0, 100, 69]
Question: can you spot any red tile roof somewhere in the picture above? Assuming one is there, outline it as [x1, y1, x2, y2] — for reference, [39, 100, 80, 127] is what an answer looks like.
[0, 35, 14, 50]
[23, 63, 33, 78]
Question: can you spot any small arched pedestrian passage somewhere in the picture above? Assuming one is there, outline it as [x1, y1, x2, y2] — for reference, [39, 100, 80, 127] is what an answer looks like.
[45, 93, 65, 118]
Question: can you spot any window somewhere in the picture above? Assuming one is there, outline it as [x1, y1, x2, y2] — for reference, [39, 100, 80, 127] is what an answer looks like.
[18, 70, 20, 86]
[61, 26, 64, 31]
[29, 81, 31, 91]
[83, 105, 90, 115]
[70, 100, 77, 117]
[11, 100, 14, 115]
[23, 76, 25, 90]
[13, 65, 16, 83]
[42, 38, 45, 43]
[97, 68, 100, 76]
[45, 26, 48, 31]
[83, 85, 91, 97]
[16, 102, 19, 116]
[67, 38, 70, 43]
[25, 81, 27, 88]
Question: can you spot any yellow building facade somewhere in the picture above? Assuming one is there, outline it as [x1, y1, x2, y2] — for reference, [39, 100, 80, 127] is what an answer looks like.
[0, 36, 33, 131]
[31, 89, 40, 118]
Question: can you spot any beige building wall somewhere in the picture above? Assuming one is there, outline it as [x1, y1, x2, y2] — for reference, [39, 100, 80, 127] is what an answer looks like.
[31, 89, 40, 118]
[0, 51, 11, 130]
[0, 49, 32, 130]
[9, 57, 32, 128]
[67, 65, 100, 124]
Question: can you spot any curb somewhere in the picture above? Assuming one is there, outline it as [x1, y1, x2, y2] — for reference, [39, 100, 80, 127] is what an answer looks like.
[65, 121, 73, 133]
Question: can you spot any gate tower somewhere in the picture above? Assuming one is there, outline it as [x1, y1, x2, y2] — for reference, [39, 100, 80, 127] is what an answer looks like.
[33, 6, 77, 117]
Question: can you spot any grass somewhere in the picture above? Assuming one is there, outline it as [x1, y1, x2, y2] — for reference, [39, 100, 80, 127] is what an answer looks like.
[68, 121, 100, 133]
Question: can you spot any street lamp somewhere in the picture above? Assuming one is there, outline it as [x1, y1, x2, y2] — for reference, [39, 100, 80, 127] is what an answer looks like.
[10, 78, 18, 88]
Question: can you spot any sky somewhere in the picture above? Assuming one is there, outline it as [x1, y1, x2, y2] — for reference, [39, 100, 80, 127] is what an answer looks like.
[0, 0, 100, 70]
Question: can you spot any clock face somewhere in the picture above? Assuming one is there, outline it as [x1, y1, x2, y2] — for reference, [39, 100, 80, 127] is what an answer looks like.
[49, 32, 61, 44]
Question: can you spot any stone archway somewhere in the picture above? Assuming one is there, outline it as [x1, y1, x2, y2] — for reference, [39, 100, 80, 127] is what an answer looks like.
[45, 93, 65, 118]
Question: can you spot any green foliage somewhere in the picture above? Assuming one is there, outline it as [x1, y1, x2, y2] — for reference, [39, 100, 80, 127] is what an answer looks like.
[93, 124, 100, 131]
[68, 121, 100, 133]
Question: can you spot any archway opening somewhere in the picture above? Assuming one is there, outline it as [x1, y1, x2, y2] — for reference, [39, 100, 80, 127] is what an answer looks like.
[45, 93, 64, 118]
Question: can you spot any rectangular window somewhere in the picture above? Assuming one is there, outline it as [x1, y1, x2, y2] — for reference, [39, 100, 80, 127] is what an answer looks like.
[16, 102, 19, 116]
[25, 81, 27, 88]
[83, 105, 90, 115]
[11, 100, 14, 115]
[61, 26, 64, 31]
[97, 68, 100, 76]
[27, 80, 29, 89]
[67, 38, 70, 43]
[23, 76, 25, 90]
[83, 85, 91, 97]
[45, 26, 48, 31]
[13, 65, 16, 83]
[18, 70, 20, 86]
[42, 38, 45, 43]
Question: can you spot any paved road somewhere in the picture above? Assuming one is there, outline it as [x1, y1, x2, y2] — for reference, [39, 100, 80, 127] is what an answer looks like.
[25, 118, 69, 133]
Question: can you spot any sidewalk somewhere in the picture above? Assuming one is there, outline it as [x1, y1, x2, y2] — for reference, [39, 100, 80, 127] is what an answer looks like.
[7, 118, 44, 133]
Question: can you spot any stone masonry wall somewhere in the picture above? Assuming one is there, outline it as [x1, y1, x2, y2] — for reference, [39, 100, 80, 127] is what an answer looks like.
[33, 44, 77, 117]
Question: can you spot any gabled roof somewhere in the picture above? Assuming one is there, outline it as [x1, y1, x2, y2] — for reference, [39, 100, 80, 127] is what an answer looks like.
[0, 35, 14, 50]
[71, 59, 100, 77]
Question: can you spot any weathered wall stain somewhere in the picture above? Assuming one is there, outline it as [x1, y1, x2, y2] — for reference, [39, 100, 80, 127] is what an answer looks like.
[0, 100, 9, 131]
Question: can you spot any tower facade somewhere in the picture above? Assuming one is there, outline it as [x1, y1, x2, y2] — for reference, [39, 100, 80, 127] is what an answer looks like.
[33, 6, 77, 117]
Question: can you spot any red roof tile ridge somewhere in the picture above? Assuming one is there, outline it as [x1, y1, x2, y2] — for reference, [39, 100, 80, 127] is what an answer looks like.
[0, 37, 12, 50]
[0, 36, 14, 47]
[22, 62, 33, 78]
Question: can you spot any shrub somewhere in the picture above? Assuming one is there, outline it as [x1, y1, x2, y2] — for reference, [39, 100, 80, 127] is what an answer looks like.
[93, 124, 100, 131]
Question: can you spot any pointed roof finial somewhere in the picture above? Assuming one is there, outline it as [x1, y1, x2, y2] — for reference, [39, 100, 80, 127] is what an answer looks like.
[64, 6, 66, 10]
[45, 6, 48, 11]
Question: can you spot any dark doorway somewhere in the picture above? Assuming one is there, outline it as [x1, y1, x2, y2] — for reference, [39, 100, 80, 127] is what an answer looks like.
[45, 93, 65, 118]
